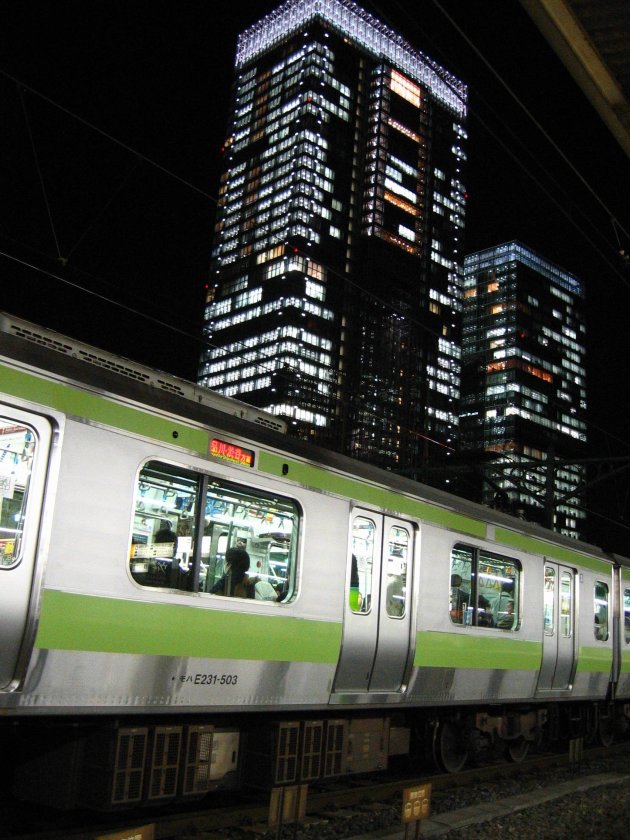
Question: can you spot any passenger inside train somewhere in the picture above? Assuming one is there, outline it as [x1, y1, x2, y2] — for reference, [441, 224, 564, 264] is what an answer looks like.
[450, 573, 470, 623]
[497, 601, 515, 629]
[210, 542, 256, 597]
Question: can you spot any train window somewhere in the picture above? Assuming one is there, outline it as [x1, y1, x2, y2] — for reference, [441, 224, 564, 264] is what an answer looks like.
[593, 581, 609, 641]
[129, 460, 299, 602]
[130, 462, 200, 589]
[350, 517, 374, 613]
[385, 525, 409, 618]
[0, 420, 36, 568]
[543, 566, 555, 635]
[202, 480, 298, 601]
[624, 589, 630, 645]
[450, 545, 472, 624]
[451, 544, 521, 629]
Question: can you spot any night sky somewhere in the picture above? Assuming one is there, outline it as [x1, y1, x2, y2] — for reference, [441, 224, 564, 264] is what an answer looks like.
[2, 1, 630, 546]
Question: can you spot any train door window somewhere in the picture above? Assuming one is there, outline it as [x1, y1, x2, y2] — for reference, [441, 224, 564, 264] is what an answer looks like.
[350, 517, 375, 613]
[129, 460, 300, 602]
[0, 420, 36, 568]
[624, 589, 630, 645]
[543, 566, 555, 635]
[451, 544, 521, 629]
[559, 571, 573, 637]
[385, 525, 409, 618]
[593, 581, 609, 641]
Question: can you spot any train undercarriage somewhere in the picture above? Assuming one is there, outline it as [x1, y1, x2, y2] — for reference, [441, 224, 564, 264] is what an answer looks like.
[4, 700, 629, 811]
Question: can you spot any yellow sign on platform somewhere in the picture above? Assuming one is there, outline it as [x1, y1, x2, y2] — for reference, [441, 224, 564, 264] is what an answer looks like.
[96, 824, 154, 840]
[402, 783, 432, 824]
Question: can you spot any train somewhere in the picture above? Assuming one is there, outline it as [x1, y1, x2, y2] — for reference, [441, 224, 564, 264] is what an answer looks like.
[1, 311, 629, 810]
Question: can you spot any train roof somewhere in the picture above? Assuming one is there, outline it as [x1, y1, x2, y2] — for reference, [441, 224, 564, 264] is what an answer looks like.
[0, 312, 286, 434]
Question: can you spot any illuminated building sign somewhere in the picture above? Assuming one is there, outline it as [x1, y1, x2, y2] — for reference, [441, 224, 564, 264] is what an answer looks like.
[209, 438, 255, 467]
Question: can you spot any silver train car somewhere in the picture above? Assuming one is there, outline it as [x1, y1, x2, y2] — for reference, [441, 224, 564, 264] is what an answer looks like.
[1, 313, 629, 809]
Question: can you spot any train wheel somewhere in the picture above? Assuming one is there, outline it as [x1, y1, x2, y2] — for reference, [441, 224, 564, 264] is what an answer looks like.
[433, 721, 468, 773]
[505, 737, 529, 764]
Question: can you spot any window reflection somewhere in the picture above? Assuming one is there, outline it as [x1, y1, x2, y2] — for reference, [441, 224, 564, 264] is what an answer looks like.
[593, 581, 609, 641]
[543, 566, 555, 636]
[559, 572, 572, 638]
[350, 517, 374, 613]
[0, 421, 36, 567]
[385, 526, 409, 618]
[450, 544, 521, 629]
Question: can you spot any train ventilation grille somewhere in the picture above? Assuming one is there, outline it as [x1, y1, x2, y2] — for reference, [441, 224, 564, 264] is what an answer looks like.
[181, 725, 215, 796]
[324, 719, 348, 778]
[147, 726, 182, 801]
[301, 720, 324, 781]
[112, 727, 148, 806]
[275, 721, 300, 784]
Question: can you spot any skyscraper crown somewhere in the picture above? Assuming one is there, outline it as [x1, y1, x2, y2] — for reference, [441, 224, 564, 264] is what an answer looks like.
[236, 0, 467, 116]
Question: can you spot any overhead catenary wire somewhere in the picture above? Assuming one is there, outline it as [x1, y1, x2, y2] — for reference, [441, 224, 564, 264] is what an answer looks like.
[368, 0, 630, 286]
[17, 84, 62, 263]
[428, 0, 630, 247]
[0, 70, 215, 205]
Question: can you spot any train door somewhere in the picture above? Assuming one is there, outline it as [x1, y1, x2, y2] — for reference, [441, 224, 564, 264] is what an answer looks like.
[332, 509, 414, 695]
[0, 408, 51, 690]
[537, 563, 576, 692]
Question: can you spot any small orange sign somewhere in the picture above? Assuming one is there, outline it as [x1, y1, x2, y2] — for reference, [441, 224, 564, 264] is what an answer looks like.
[96, 824, 155, 840]
[402, 783, 432, 824]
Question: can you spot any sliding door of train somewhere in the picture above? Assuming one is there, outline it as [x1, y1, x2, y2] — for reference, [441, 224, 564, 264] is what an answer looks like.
[537, 563, 576, 691]
[333, 510, 414, 694]
[0, 407, 52, 690]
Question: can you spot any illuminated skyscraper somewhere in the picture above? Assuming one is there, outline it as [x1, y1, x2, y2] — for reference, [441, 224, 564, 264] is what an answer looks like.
[460, 242, 587, 538]
[199, 0, 467, 471]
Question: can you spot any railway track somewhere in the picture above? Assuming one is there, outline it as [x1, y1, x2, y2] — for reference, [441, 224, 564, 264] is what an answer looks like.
[4, 742, 629, 840]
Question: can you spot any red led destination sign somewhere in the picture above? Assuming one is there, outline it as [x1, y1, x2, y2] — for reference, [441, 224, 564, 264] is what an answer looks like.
[209, 437, 255, 468]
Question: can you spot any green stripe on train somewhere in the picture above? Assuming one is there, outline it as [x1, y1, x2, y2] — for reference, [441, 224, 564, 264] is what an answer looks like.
[576, 646, 614, 673]
[414, 630, 541, 670]
[0, 365, 207, 452]
[258, 452, 486, 537]
[35, 590, 342, 663]
[495, 528, 610, 573]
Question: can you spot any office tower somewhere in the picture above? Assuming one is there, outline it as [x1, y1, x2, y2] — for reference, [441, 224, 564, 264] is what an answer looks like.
[199, 0, 467, 472]
[460, 242, 587, 538]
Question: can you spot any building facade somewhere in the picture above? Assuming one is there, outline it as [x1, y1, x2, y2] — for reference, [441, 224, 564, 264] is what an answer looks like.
[198, 0, 467, 472]
[460, 242, 587, 538]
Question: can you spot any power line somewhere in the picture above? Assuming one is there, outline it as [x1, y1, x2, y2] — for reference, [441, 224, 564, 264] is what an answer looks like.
[370, 0, 630, 286]
[0, 69, 216, 205]
[429, 0, 630, 246]
[17, 85, 62, 262]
